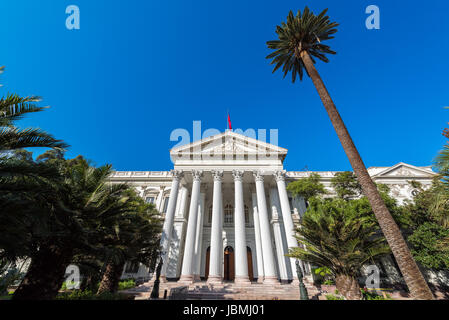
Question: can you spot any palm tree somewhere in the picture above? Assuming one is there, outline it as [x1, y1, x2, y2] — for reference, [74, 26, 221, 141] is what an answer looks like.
[266, 8, 434, 299]
[97, 192, 162, 294]
[0, 66, 68, 153]
[289, 197, 390, 300]
[10, 156, 130, 300]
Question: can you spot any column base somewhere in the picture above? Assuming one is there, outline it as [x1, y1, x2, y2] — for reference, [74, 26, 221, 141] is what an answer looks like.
[178, 274, 195, 284]
[206, 275, 223, 284]
[257, 277, 264, 284]
[159, 275, 168, 283]
[234, 276, 251, 285]
[290, 278, 299, 286]
[263, 276, 279, 284]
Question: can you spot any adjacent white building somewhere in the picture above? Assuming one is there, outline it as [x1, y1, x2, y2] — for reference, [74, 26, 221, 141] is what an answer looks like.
[111, 131, 436, 283]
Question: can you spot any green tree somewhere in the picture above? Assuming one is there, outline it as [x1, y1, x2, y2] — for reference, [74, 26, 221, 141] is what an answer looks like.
[399, 179, 449, 230]
[289, 197, 390, 300]
[287, 173, 326, 203]
[266, 7, 433, 299]
[408, 222, 449, 270]
[95, 191, 162, 294]
[397, 180, 449, 272]
[433, 143, 449, 228]
[331, 171, 361, 200]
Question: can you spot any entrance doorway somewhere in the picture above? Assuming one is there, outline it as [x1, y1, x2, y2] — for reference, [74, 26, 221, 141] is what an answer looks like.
[203, 246, 254, 282]
[247, 247, 254, 281]
[223, 246, 234, 281]
[205, 247, 210, 280]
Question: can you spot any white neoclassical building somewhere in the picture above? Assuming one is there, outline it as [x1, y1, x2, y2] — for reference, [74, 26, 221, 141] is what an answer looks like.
[111, 131, 436, 284]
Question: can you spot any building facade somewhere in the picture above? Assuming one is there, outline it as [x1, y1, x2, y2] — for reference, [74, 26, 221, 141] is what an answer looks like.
[111, 131, 436, 284]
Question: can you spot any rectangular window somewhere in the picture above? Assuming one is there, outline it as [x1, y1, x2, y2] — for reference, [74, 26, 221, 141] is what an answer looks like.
[145, 197, 155, 204]
[288, 197, 293, 209]
[162, 197, 170, 213]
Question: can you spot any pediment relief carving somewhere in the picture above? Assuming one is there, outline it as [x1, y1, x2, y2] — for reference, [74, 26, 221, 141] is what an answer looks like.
[171, 131, 286, 157]
[374, 163, 435, 178]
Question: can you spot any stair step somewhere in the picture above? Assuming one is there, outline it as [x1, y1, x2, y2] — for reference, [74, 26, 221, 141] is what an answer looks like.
[125, 280, 323, 300]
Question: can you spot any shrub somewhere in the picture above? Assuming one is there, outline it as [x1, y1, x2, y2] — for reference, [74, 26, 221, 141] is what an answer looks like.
[61, 280, 79, 291]
[325, 289, 345, 300]
[118, 279, 136, 291]
[325, 294, 345, 300]
[56, 289, 131, 300]
[361, 288, 393, 300]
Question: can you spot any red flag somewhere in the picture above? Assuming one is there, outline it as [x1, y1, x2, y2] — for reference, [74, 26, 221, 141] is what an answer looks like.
[228, 113, 232, 130]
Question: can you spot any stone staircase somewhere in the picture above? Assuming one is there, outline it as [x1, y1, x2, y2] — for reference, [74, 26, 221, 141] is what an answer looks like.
[122, 278, 322, 300]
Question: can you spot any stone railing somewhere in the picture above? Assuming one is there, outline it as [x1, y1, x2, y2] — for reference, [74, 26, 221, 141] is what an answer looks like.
[286, 171, 339, 178]
[110, 171, 171, 178]
[168, 286, 189, 300]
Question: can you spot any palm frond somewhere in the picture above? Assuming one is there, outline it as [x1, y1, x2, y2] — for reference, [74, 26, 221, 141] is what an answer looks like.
[0, 94, 44, 127]
[0, 127, 69, 152]
[266, 7, 338, 83]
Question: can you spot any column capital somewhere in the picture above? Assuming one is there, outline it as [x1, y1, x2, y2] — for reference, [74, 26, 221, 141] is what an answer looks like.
[253, 170, 264, 182]
[170, 170, 184, 181]
[191, 170, 203, 182]
[274, 170, 287, 182]
[211, 170, 224, 182]
[232, 170, 244, 182]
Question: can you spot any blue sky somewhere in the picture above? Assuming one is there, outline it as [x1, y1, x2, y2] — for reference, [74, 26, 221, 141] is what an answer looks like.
[0, 0, 448, 171]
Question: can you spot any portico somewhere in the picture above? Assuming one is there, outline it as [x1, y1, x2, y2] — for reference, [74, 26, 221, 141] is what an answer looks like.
[160, 131, 301, 284]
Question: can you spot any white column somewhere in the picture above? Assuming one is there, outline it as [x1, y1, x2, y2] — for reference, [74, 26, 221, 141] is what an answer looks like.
[193, 192, 206, 281]
[165, 186, 187, 279]
[179, 170, 203, 282]
[275, 171, 300, 281]
[253, 171, 278, 283]
[270, 187, 290, 282]
[174, 186, 189, 278]
[252, 192, 264, 283]
[207, 170, 224, 284]
[233, 170, 251, 284]
[160, 170, 183, 281]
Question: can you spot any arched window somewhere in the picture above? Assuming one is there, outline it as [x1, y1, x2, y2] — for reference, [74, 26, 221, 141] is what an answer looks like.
[244, 205, 249, 224]
[224, 204, 234, 224]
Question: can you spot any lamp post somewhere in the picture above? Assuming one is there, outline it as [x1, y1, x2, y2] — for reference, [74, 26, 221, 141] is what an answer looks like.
[150, 256, 163, 299]
[296, 260, 309, 300]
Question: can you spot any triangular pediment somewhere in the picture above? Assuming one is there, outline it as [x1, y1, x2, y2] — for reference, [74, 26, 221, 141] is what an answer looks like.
[370, 163, 436, 178]
[170, 130, 287, 160]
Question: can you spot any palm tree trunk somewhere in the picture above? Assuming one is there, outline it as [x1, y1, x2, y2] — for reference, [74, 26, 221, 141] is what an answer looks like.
[335, 274, 362, 300]
[97, 261, 125, 294]
[300, 50, 434, 300]
[12, 241, 74, 300]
